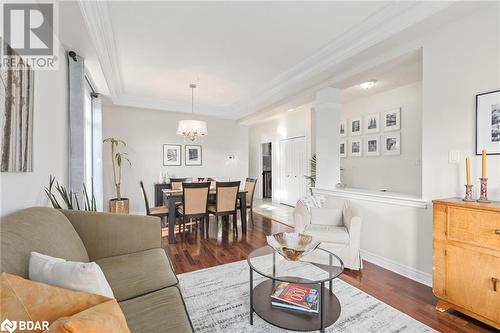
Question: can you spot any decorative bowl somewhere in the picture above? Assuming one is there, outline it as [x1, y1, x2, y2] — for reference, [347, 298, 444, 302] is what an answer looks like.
[266, 232, 320, 261]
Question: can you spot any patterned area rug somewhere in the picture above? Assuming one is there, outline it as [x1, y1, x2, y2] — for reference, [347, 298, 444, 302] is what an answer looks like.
[178, 259, 434, 332]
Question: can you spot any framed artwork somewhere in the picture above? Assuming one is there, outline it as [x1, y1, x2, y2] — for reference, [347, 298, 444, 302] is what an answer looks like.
[185, 145, 202, 166]
[350, 139, 362, 157]
[340, 140, 347, 158]
[339, 120, 347, 137]
[383, 132, 401, 155]
[163, 144, 181, 166]
[476, 89, 500, 155]
[350, 117, 362, 136]
[383, 108, 401, 132]
[365, 135, 380, 156]
[365, 113, 379, 134]
[0, 44, 35, 172]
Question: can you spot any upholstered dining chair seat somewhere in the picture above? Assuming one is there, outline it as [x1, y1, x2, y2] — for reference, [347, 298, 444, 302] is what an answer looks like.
[149, 206, 168, 216]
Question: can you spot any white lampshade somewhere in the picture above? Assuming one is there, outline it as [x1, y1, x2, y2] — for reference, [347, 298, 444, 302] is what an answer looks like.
[176, 119, 208, 139]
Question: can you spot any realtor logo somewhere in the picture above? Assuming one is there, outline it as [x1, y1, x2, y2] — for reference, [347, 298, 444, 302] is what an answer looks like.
[3, 3, 53, 55]
[0, 319, 49, 332]
[1, 2, 58, 69]
[0, 319, 16, 333]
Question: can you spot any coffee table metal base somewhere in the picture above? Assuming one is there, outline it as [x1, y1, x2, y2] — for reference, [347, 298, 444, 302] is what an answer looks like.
[250, 279, 341, 332]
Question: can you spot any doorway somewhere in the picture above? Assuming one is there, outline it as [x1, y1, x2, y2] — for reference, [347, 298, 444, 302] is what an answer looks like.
[279, 136, 307, 207]
[262, 142, 272, 198]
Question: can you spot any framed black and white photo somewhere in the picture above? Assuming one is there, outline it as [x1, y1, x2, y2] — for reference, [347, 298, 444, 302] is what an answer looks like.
[476, 89, 500, 155]
[163, 144, 181, 166]
[340, 140, 347, 158]
[185, 145, 202, 166]
[339, 120, 347, 137]
[365, 135, 380, 156]
[350, 117, 362, 136]
[350, 139, 362, 157]
[365, 113, 379, 134]
[383, 132, 401, 155]
[382, 108, 401, 132]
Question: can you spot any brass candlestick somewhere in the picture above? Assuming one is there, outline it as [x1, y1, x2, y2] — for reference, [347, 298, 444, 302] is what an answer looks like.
[477, 178, 490, 203]
[463, 185, 474, 202]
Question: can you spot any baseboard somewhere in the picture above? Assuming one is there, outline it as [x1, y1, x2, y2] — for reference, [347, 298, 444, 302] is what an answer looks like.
[360, 249, 432, 287]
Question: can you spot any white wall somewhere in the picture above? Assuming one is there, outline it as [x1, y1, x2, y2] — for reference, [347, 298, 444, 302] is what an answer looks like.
[0, 47, 69, 217]
[340, 82, 422, 196]
[318, 3, 500, 282]
[248, 103, 313, 202]
[102, 106, 248, 214]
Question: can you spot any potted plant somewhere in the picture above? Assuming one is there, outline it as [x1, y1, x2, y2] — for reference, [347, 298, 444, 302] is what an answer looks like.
[103, 138, 131, 214]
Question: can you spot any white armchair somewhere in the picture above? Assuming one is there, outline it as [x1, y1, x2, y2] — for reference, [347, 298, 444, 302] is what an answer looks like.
[294, 197, 362, 270]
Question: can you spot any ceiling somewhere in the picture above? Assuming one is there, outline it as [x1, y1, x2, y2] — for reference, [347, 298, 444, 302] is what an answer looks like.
[58, 1, 456, 120]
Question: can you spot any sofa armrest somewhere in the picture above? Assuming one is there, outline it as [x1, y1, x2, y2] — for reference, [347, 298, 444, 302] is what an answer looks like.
[293, 201, 311, 233]
[61, 210, 161, 261]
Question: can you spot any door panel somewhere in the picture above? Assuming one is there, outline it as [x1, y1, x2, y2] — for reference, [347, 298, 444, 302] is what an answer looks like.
[446, 244, 500, 322]
[280, 137, 307, 207]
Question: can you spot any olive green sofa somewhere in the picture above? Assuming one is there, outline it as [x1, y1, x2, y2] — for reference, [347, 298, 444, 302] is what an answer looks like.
[0, 207, 193, 333]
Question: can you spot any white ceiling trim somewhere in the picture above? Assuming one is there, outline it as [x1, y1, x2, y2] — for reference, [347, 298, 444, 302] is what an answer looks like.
[229, 1, 451, 119]
[238, 46, 423, 125]
[77, 0, 123, 100]
[79, 1, 451, 119]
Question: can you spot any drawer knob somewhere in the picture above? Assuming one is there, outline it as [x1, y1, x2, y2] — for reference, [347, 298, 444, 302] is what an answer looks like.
[492, 277, 499, 292]
[495, 229, 500, 235]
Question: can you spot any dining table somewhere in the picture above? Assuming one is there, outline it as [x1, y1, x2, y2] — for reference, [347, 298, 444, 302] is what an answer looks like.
[163, 188, 247, 244]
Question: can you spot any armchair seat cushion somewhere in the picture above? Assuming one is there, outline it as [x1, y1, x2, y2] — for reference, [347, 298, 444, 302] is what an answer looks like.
[96, 249, 178, 302]
[120, 287, 192, 333]
[310, 207, 343, 226]
[303, 225, 349, 244]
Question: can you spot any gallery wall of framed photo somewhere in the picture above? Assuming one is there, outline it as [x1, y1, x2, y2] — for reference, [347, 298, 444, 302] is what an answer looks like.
[339, 81, 422, 196]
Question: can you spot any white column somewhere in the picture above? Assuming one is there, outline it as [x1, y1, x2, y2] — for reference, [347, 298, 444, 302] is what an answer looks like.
[315, 87, 341, 189]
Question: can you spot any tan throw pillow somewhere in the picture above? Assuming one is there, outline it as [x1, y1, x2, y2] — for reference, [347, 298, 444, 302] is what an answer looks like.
[0, 273, 129, 333]
[45, 300, 130, 333]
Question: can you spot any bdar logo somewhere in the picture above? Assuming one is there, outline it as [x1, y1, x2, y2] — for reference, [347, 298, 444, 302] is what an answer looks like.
[0, 319, 17, 333]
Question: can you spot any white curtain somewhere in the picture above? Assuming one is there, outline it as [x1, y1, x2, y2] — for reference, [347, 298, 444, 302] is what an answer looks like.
[68, 51, 103, 210]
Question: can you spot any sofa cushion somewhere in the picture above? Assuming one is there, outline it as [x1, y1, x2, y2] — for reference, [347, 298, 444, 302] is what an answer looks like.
[119, 287, 192, 333]
[96, 249, 177, 302]
[1, 207, 89, 278]
[310, 207, 343, 226]
[304, 225, 350, 244]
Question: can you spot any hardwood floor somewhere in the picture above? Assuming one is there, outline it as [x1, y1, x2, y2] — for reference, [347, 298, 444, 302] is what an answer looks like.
[163, 212, 497, 333]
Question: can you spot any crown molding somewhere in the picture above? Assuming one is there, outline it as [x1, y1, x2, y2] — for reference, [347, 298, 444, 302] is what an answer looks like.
[78, 0, 123, 100]
[113, 93, 233, 118]
[231, 1, 452, 119]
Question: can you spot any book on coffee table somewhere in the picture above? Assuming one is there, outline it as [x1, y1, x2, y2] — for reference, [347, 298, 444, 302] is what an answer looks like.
[271, 299, 319, 314]
[271, 282, 319, 311]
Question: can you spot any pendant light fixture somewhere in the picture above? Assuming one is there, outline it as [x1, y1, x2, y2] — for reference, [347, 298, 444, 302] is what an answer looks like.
[176, 83, 208, 142]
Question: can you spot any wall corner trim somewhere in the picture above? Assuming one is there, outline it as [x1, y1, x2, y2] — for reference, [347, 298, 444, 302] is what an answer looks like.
[312, 187, 428, 209]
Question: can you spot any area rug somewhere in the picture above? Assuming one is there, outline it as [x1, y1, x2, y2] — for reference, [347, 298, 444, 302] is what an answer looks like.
[178, 259, 434, 332]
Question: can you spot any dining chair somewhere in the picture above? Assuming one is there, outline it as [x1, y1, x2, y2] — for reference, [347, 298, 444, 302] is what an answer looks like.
[238, 178, 257, 224]
[140, 181, 169, 226]
[170, 178, 189, 191]
[177, 182, 210, 237]
[208, 181, 240, 235]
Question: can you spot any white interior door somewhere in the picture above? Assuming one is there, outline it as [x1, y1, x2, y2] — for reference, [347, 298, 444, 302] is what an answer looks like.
[279, 136, 307, 206]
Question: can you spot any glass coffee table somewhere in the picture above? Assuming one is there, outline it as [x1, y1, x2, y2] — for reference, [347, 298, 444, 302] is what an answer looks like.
[247, 246, 344, 332]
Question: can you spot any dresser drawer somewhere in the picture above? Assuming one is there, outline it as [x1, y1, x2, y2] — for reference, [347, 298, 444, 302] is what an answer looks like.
[446, 244, 500, 322]
[448, 206, 500, 250]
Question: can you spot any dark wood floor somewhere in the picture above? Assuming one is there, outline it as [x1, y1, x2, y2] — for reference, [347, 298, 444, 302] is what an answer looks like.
[163, 212, 496, 333]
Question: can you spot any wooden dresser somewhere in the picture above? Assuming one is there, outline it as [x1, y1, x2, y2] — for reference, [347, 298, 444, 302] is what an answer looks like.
[433, 198, 500, 329]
